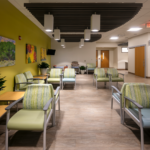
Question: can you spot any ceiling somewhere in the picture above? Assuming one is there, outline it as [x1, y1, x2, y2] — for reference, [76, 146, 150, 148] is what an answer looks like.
[24, 3, 142, 33]
[8, 0, 150, 43]
[53, 34, 102, 42]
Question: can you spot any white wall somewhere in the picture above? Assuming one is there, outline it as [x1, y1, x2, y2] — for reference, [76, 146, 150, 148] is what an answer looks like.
[117, 46, 128, 69]
[51, 39, 96, 67]
[128, 33, 149, 76]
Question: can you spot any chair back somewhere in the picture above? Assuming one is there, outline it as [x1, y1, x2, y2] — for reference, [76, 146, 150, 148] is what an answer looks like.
[87, 63, 96, 68]
[64, 68, 75, 78]
[23, 84, 54, 110]
[15, 73, 27, 89]
[50, 68, 62, 78]
[72, 61, 79, 67]
[107, 68, 118, 77]
[125, 84, 150, 108]
[94, 68, 105, 78]
[24, 71, 33, 82]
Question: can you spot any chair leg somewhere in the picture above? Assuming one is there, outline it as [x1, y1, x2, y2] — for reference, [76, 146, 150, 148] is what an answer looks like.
[58, 91, 60, 111]
[43, 111, 47, 150]
[111, 97, 113, 109]
[5, 110, 10, 150]
[117, 82, 118, 88]
[104, 82, 106, 88]
[96, 81, 98, 89]
[140, 126, 144, 150]
[74, 81, 76, 89]
[62, 82, 63, 90]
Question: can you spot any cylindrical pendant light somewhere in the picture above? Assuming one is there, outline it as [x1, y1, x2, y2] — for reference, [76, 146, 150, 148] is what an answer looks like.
[91, 14, 100, 32]
[80, 39, 84, 46]
[84, 29, 91, 41]
[54, 29, 60, 40]
[61, 39, 65, 46]
[44, 13, 54, 32]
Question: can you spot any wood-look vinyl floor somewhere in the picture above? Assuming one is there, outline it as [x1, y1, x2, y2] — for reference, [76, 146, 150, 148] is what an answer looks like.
[0, 70, 150, 150]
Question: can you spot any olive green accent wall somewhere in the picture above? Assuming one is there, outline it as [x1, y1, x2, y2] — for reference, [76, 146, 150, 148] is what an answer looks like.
[0, 0, 51, 93]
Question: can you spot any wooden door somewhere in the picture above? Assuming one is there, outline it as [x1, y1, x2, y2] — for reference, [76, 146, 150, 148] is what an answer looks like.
[135, 46, 145, 77]
[96, 50, 98, 67]
[101, 50, 109, 68]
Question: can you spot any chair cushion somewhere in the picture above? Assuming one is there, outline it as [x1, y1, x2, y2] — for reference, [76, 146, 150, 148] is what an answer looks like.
[87, 63, 96, 68]
[15, 73, 27, 89]
[87, 68, 95, 70]
[47, 78, 60, 82]
[63, 78, 75, 82]
[23, 84, 54, 110]
[7, 109, 50, 130]
[33, 80, 45, 84]
[64, 68, 75, 78]
[111, 77, 124, 82]
[128, 108, 150, 128]
[50, 69, 62, 78]
[94, 68, 105, 78]
[125, 84, 150, 108]
[24, 71, 33, 82]
[107, 68, 118, 77]
[97, 78, 109, 82]
[113, 93, 120, 103]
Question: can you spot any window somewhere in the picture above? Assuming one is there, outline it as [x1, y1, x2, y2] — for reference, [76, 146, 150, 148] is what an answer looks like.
[122, 47, 128, 53]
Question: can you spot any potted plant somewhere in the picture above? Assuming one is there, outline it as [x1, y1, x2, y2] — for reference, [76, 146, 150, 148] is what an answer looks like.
[0, 74, 6, 91]
[38, 62, 50, 75]
[80, 66, 85, 74]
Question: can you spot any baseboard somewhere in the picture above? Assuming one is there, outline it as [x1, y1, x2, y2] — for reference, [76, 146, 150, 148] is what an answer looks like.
[146, 76, 150, 78]
[128, 72, 135, 75]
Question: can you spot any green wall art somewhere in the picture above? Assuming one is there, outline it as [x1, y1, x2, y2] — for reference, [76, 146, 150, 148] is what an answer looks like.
[0, 36, 15, 67]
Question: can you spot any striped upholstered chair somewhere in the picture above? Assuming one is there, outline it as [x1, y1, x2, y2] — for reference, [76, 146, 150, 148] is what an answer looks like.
[24, 71, 45, 84]
[62, 68, 76, 89]
[107, 68, 124, 87]
[14, 73, 33, 91]
[5, 84, 60, 150]
[47, 69, 62, 88]
[93, 68, 111, 89]
[86, 63, 96, 74]
[111, 83, 145, 124]
[123, 84, 150, 150]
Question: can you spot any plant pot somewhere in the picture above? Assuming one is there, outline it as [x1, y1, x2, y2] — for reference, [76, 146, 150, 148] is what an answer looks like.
[81, 70, 85, 74]
[40, 68, 47, 75]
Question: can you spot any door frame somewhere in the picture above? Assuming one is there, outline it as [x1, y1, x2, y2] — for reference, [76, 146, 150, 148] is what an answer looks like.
[101, 50, 109, 68]
[128, 44, 146, 78]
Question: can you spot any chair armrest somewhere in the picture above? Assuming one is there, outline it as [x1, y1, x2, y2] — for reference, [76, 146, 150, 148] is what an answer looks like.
[60, 74, 63, 78]
[16, 82, 33, 85]
[111, 86, 121, 95]
[118, 73, 124, 76]
[43, 97, 53, 111]
[124, 96, 143, 109]
[33, 75, 48, 77]
[107, 73, 112, 77]
[5, 97, 24, 110]
[27, 78, 43, 80]
[54, 86, 60, 96]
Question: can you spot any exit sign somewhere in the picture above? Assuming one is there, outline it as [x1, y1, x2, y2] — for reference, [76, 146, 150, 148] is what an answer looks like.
[146, 23, 150, 28]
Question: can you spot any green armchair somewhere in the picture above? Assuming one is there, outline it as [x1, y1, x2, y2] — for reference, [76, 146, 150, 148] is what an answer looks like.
[62, 68, 76, 90]
[93, 68, 111, 89]
[123, 84, 150, 150]
[86, 63, 96, 74]
[24, 71, 45, 84]
[5, 84, 60, 150]
[14, 73, 33, 91]
[47, 68, 62, 88]
[107, 68, 124, 87]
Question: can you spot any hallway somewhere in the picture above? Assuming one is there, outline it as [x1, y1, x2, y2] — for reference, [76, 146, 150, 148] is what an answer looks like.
[0, 72, 150, 150]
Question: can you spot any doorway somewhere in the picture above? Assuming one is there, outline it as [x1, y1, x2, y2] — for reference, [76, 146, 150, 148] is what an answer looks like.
[101, 50, 109, 68]
[135, 46, 145, 77]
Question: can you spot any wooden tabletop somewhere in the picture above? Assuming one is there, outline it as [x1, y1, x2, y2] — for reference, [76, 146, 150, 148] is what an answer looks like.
[0, 92, 25, 101]
[34, 76, 47, 80]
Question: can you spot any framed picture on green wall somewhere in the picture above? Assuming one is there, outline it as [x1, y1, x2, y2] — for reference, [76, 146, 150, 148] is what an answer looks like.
[0, 36, 15, 67]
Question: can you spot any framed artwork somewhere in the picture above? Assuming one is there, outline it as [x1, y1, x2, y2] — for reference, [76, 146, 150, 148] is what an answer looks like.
[0, 36, 15, 67]
[26, 44, 37, 64]
[41, 48, 46, 61]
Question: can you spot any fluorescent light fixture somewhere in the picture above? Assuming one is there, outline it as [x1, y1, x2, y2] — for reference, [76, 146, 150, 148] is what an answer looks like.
[127, 28, 142, 31]
[91, 14, 100, 32]
[61, 39, 65, 46]
[110, 36, 118, 40]
[80, 39, 84, 46]
[84, 29, 91, 41]
[44, 13, 53, 32]
[54, 29, 60, 40]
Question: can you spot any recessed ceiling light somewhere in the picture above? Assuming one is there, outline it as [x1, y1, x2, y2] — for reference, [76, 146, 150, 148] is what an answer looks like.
[110, 37, 118, 40]
[127, 28, 142, 31]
